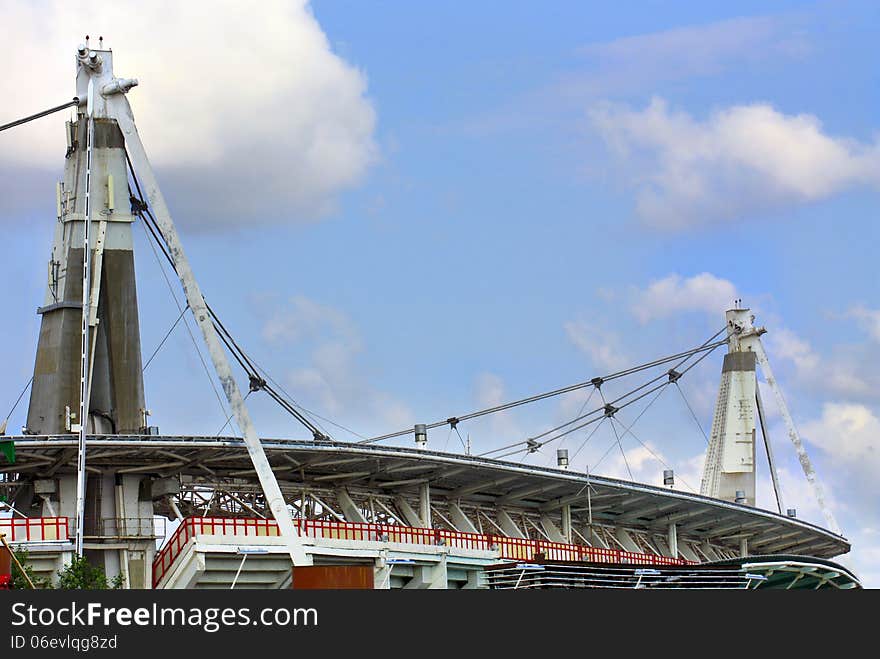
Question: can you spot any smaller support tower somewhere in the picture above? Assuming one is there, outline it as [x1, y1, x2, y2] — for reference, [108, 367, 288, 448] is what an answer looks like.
[700, 304, 762, 505]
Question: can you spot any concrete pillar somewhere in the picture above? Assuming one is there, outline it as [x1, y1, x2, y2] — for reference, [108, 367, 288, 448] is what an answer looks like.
[403, 556, 447, 589]
[393, 496, 422, 528]
[613, 528, 641, 553]
[336, 488, 367, 524]
[374, 555, 392, 590]
[668, 523, 678, 559]
[701, 540, 720, 561]
[463, 569, 484, 589]
[677, 541, 701, 563]
[540, 515, 566, 543]
[497, 509, 526, 539]
[561, 504, 572, 544]
[448, 503, 478, 534]
[430, 554, 448, 589]
[740, 537, 749, 558]
[654, 536, 672, 558]
[583, 526, 604, 548]
[419, 483, 432, 528]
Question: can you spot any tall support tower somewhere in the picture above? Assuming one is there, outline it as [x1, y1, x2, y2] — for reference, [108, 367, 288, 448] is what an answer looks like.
[701, 306, 759, 505]
[14, 41, 309, 586]
[700, 304, 840, 536]
[20, 45, 156, 585]
[26, 48, 144, 437]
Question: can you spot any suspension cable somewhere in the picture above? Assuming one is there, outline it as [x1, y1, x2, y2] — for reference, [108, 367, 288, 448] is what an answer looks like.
[568, 416, 607, 463]
[479, 335, 725, 457]
[361, 328, 727, 445]
[0, 98, 79, 133]
[138, 218, 231, 423]
[601, 389, 633, 481]
[1, 377, 34, 430]
[485, 326, 726, 454]
[607, 415, 633, 480]
[142, 303, 190, 371]
[125, 148, 727, 458]
[675, 381, 711, 445]
[250, 361, 359, 439]
[126, 154, 336, 440]
[613, 417, 699, 493]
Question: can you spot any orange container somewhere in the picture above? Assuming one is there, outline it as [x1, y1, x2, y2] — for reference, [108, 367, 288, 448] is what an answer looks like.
[291, 565, 374, 589]
[0, 544, 11, 578]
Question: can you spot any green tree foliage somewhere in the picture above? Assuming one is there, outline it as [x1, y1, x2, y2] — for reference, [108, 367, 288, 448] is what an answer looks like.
[10, 547, 50, 589]
[7, 550, 125, 589]
[56, 554, 123, 589]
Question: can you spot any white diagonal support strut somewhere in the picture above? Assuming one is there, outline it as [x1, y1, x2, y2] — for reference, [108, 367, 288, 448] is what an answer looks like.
[753, 338, 841, 536]
[108, 94, 309, 565]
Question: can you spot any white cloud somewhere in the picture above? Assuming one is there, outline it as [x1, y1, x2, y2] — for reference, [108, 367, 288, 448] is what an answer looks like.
[595, 440, 704, 493]
[802, 402, 880, 478]
[564, 319, 630, 372]
[462, 14, 810, 138]
[0, 0, 377, 227]
[670, 452, 708, 496]
[778, 405, 880, 586]
[849, 306, 880, 342]
[475, 372, 506, 409]
[589, 97, 880, 228]
[838, 528, 880, 588]
[473, 373, 523, 445]
[577, 16, 808, 93]
[765, 327, 820, 373]
[630, 273, 737, 323]
[262, 295, 411, 435]
[262, 295, 354, 345]
[754, 463, 842, 527]
[764, 326, 878, 399]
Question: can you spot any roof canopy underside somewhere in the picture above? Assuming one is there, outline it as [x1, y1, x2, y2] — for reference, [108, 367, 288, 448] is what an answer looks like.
[1, 435, 850, 559]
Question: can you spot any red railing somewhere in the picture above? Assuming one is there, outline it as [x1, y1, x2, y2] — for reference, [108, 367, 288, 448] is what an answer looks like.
[0, 517, 69, 543]
[152, 517, 691, 587]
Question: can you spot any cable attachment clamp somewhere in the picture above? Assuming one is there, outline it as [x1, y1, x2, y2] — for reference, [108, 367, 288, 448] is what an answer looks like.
[248, 375, 267, 393]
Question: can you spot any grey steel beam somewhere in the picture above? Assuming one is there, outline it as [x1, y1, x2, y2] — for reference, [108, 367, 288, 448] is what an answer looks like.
[603, 496, 653, 523]
[378, 478, 431, 489]
[447, 476, 519, 499]
[616, 500, 681, 524]
[663, 506, 715, 525]
[312, 471, 373, 482]
[749, 530, 806, 552]
[696, 518, 768, 538]
[538, 490, 620, 512]
[498, 482, 567, 505]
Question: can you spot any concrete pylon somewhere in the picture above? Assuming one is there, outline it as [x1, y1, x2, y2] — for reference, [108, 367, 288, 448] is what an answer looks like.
[700, 306, 757, 505]
[20, 45, 151, 584]
[26, 91, 145, 436]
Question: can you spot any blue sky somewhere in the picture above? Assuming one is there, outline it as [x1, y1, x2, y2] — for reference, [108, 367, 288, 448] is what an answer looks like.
[1, 1, 878, 585]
